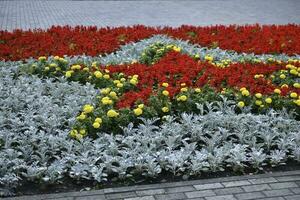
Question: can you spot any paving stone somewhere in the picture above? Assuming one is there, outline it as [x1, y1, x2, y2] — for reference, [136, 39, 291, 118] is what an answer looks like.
[105, 191, 136, 199]
[234, 191, 265, 200]
[165, 186, 195, 193]
[136, 189, 165, 196]
[222, 180, 251, 187]
[75, 196, 105, 200]
[242, 184, 271, 192]
[125, 196, 155, 200]
[155, 192, 187, 200]
[275, 176, 300, 182]
[269, 182, 298, 189]
[259, 197, 285, 200]
[248, 177, 278, 184]
[194, 183, 224, 190]
[185, 190, 216, 198]
[214, 187, 244, 195]
[285, 195, 300, 200]
[263, 189, 294, 197]
[205, 194, 237, 200]
[290, 187, 300, 194]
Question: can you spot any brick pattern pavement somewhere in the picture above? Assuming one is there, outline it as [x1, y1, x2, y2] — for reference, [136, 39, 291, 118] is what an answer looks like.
[1, 0, 300, 31]
[5, 170, 300, 200]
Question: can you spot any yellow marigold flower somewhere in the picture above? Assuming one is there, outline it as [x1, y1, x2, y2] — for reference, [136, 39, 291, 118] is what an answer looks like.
[131, 59, 138, 64]
[180, 87, 188, 92]
[255, 100, 262, 106]
[120, 78, 126, 82]
[265, 98, 272, 104]
[204, 55, 213, 62]
[132, 74, 138, 79]
[180, 83, 186, 87]
[290, 92, 298, 98]
[83, 67, 89, 72]
[162, 82, 169, 87]
[138, 104, 144, 109]
[77, 113, 86, 120]
[294, 99, 300, 106]
[56, 67, 61, 71]
[92, 62, 97, 67]
[290, 69, 298, 75]
[254, 74, 260, 79]
[286, 64, 295, 69]
[83, 104, 94, 113]
[162, 107, 169, 113]
[103, 74, 110, 79]
[274, 89, 281, 94]
[195, 88, 201, 93]
[116, 83, 123, 88]
[173, 46, 181, 52]
[44, 67, 50, 71]
[93, 122, 101, 129]
[130, 79, 138, 85]
[237, 101, 245, 108]
[69, 129, 78, 137]
[95, 117, 102, 123]
[279, 74, 286, 79]
[101, 88, 111, 95]
[241, 89, 250, 96]
[71, 65, 81, 70]
[194, 54, 200, 59]
[38, 56, 47, 61]
[59, 58, 67, 63]
[178, 95, 187, 101]
[54, 56, 60, 60]
[113, 80, 121, 85]
[107, 109, 119, 118]
[270, 75, 275, 79]
[94, 71, 103, 78]
[133, 108, 143, 116]
[49, 63, 57, 67]
[239, 87, 247, 92]
[281, 84, 289, 88]
[79, 129, 86, 135]
[109, 91, 117, 98]
[101, 97, 113, 105]
[255, 93, 262, 98]
[162, 90, 169, 96]
[293, 83, 300, 89]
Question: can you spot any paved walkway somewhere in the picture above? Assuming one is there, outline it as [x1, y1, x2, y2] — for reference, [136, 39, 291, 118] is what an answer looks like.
[0, 0, 300, 31]
[5, 170, 300, 200]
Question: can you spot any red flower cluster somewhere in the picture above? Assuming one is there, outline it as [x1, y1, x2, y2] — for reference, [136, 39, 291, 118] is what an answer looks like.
[108, 51, 300, 108]
[1, 24, 300, 60]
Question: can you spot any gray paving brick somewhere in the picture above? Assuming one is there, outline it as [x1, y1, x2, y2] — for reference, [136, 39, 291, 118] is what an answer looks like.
[136, 188, 165, 196]
[194, 183, 224, 190]
[105, 191, 136, 199]
[155, 192, 187, 200]
[75, 195, 105, 200]
[125, 196, 155, 200]
[242, 184, 271, 192]
[248, 177, 278, 184]
[234, 191, 265, 200]
[269, 182, 298, 189]
[290, 187, 300, 194]
[215, 187, 244, 195]
[259, 197, 285, 200]
[285, 195, 300, 200]
[222, 180, 251, 188]
[185, 190, 216, 198]
[165, 186, 195, 193]
[275, 176, 300, 182]
[205, 194, 237, 200]
[263, 189, 294, 197]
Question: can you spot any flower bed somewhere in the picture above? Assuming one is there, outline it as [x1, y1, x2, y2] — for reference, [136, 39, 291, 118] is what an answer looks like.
[0, 25, 300, 197]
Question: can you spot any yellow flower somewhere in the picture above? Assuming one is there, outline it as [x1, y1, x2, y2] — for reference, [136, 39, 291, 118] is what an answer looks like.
[109, 91, 117, 98]
[180, 83, 186, 87]
[178, 95, 187, 101]
[194, 54, 200, 59]
[83, 104, 94, 113]
[107, 109, 119, 118]
[195, 88, 201, 93]
[133, 74, 139, 79]
[241, 89, 250, 96]
[101, 88, 111, 95]
[38, 56, 47, 61]
[93, 122, 101, 129]
[130, 78, 138, 85]
[116, 83, 123, 88]
[59, 58, 67, 63]
[237, 101, 245, 108]
[44, 67, 50, 71]
[69, 129, 78, 137]
[71, 65, 81, 70]
[138, 104, 144, 109]
[290, 69, 298, 75]
[255, 93, 262, 98]
[95, 117, 102, 123]
[131, 59, 138, 64]
[162, 90, 169, 96]
[162, 107, 169, 113]
[162, 82, 169, 87]
[77, 113, 86, 120]
[56, 67, 61, 71]
[239, 87, 247, 92]
[103, 74, 110, 79]
[255, 100, 262, 106]
[101, 97, 113, 105]
[83, 67, 89, 72]
[79, 129, 86, 135]
[281, 84, 289, 88]
[113, 80, 121, 84]
[180, 87, 188, 92]
[274, 89, 281, 94]
[54, 56, 60, 60]
[294, 99, 300, 106]
[173, 46, 181, 52]
[133, 108, 143, 116]
[92, 62, 97, 67]
[204, 55, 213, 62]
[290, 92, 298, 98]
[293, 83, 300, 89]
[94, 71, 103, 78]
[49, 63, 57, 67]
[265, 98, 272, 104]
[279, 74, 286, 79]
[120, 78, 126, 82]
